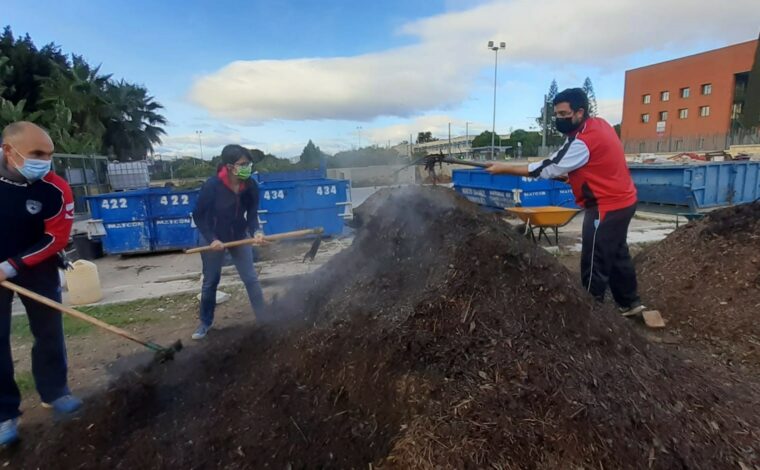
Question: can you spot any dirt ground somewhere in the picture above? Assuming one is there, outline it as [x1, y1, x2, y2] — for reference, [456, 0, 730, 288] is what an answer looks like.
[4, 186, 759, 469]
[9, 284, 268, 429]
[637, 201, 760, 373]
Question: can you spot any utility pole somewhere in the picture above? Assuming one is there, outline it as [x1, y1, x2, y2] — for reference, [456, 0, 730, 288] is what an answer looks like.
[541, 95, 548, 157]
[465, 122, 471, 160]
[488, 41, 506, 160]
[195, 130, 204, 160]
[448, 122, 452, 157]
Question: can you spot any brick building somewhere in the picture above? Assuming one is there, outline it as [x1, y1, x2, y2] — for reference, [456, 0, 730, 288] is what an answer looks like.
[621, 39, 758, 153]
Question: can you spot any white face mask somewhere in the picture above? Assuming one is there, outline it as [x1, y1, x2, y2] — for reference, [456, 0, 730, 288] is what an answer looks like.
[7, 144, 52, 182]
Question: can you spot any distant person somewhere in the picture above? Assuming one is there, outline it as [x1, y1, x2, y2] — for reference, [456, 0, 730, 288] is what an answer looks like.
[191, 145, 267, 340]
[485, 88, 645, 316]
[0, 122, 82, 446]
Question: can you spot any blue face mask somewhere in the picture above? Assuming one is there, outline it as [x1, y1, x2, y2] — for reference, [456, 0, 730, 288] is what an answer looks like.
[8, 145, 51, 182]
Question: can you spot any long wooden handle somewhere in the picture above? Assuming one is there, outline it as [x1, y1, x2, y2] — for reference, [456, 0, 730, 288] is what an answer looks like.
[440, 157, 490, 168]
[185, 228, 324, 255]
[1, 280, 151, 348]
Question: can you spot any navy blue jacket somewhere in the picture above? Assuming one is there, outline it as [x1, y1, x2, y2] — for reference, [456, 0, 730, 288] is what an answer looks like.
[0, 164, 74, 277]
[193, 168, 259, 243]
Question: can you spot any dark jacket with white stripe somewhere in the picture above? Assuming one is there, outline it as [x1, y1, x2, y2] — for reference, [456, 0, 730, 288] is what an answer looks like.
[0, 156, 74, 278]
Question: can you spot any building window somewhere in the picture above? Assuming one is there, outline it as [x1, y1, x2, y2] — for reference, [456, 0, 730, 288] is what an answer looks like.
[642, 94, 651, 104]
[701, 83, 712, 95]
[700, 106, 710, 117]
[732, 102, 743, 120]
[679, 108, 688, 119]
[680, 87, 690, 98]
[659, 111, 668, 121]
[641, 113, 650, 123]
[660, 91, 670, 101]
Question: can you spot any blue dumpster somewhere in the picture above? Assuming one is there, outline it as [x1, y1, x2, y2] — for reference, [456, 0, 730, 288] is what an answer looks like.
[452, 168, 569, 209]
[257, 177, 350, 236]
[629, 161, 760, 210]
[87, 188, 200, 255]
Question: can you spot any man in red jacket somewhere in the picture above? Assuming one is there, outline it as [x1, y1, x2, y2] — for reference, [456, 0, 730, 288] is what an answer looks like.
[486, 88, 645, 315]
[0, 122, 82, 446]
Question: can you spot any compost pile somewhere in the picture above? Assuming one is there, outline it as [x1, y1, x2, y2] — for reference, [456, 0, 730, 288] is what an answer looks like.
[637, 201, 760, 370]
[10, 187, 760, 469]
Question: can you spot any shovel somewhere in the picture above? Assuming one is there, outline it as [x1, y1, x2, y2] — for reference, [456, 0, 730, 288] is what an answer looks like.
[1, 280, 182, 362]
[185, 228, 324, 262]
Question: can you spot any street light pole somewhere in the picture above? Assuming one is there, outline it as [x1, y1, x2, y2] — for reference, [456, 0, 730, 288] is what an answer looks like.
[488, 41, 506, 160]
[465, 121, 471, 159]
[356, 126, 363, 149]
[448, 122, 452, 157]
[196, 130, 204, 160]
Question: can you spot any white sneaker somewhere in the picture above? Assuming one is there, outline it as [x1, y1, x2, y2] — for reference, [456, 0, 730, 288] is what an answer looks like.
[191, 323, 211, 340]
[619, 303, 646, 317]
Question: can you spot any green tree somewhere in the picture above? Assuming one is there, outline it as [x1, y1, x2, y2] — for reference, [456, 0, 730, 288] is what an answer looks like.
[613, 123, 621, 138]
[103, 81, 166, 159]
[299, 140, 326, 167]
[503, 129, 542, 157]
[0, 26, 167, 159]
[537, 79, 559, 136]
[582, 77, 598, 117]
[471, 130, 501, 148]
[416, 131, 436, 143]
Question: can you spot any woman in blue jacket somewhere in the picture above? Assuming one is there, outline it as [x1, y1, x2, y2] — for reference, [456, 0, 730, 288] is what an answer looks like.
[191, 144, 266, 340]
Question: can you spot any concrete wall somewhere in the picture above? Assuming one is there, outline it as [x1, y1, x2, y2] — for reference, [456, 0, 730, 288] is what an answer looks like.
[328, 165, 416, 187]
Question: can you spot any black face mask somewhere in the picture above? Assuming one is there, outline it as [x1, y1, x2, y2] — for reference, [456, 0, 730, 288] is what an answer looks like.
[555, 116, 581, 134]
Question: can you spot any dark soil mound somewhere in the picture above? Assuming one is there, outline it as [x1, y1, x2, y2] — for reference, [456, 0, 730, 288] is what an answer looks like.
[637, 201, 760, 370]
[8, 187, 760, 469]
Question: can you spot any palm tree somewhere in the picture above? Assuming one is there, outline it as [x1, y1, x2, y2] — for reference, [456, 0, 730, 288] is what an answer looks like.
[38, 55, 111, 143]
[103, 81, 166, 160]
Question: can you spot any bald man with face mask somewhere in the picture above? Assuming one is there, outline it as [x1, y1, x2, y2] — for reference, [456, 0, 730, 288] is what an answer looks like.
[0, 122, 82, 446]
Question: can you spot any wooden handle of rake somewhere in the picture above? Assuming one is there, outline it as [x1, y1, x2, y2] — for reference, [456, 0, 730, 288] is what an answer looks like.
[0, 280, 154, 349]
[185, 227, 324, 254]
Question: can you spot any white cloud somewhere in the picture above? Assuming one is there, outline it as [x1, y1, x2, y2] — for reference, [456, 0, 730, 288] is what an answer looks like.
[365, 115, 490, 144]
[596, 98, 623, 125]
[189, 0, 759, 122]
[156, 132, 261, 157]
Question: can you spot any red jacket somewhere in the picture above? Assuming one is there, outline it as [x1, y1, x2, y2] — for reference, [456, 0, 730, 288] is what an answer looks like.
[528, 117, 636, 218]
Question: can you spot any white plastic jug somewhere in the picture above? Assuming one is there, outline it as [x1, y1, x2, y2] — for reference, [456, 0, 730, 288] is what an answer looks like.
[64, 260, 103, 305]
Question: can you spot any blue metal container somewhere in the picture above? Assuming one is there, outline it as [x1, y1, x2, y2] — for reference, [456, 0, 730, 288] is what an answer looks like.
[87, 188, 201, 255]
[629, 161, 760, 210]
[257, 177, 350, 236]
[253, 167, 326, 183]
[152, 217, 199, 250]
[148, 190, 199, 218]
[452, 168, 561, 209]
[88, 189, 152, 222]
[100, 220, 152, 254]
[550, 187, 578, 208]
[452, 169, 554, 192]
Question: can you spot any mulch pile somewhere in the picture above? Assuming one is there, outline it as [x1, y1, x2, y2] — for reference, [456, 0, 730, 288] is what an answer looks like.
[8, 187, 760, 469]
[637, 201, 760, 370]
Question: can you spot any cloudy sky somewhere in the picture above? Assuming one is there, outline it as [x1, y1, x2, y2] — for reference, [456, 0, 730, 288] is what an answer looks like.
[5, 0, 760, 158]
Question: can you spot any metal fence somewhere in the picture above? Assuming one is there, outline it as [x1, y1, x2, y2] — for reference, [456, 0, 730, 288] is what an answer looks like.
[623, 127, 760, 154]
[51, 153, 111, 215]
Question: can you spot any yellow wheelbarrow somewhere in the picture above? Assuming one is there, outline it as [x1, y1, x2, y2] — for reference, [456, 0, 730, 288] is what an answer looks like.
[506, 206, 581, 245]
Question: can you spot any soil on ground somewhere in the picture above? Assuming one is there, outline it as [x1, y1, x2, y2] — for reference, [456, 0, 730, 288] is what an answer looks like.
[6, 187, 760, 469]
[637, 201, 760, 372]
